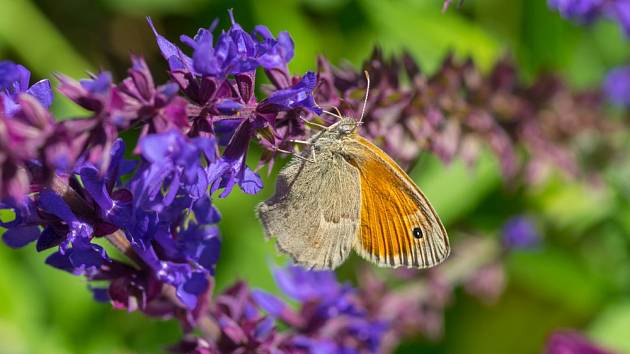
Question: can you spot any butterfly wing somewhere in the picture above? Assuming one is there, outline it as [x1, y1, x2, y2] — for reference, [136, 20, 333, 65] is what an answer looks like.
[256, 154, 361, 270]
[345, 135, 450, 268]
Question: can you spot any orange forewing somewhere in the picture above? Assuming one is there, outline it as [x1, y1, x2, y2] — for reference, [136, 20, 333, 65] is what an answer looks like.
[346, 135, 449, 268]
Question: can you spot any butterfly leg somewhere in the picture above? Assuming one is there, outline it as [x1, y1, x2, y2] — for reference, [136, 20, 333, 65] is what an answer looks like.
[273, 147, 315, 163]
[290, 139, 317, 162]
[301, 117, 329, 130]
[323, 109, 345, 122]
[289, 139, 311, 145]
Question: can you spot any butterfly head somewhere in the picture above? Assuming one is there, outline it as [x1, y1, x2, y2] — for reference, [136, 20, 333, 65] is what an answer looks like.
[337, 117, 360, 135]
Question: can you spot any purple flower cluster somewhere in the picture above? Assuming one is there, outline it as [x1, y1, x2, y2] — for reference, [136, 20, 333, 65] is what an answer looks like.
[169, 233, 525, 353]
[0, 11, 321, 329]
[170, 233, 527, 353]
[548, 0, 630, 37]
[1, 137, 220, 324]
[172, 266, 388, 354]
[545, 330, 615, 354]
[314, 50, 613, 184]
[148, 10, 321, 171]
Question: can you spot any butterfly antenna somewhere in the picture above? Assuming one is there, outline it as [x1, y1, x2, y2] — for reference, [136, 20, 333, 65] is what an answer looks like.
[323, 109, 344, 121]
[358, 70, 370, 124]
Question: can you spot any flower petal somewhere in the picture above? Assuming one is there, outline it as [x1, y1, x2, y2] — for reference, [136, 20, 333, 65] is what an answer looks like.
[2, 225, 40, 248]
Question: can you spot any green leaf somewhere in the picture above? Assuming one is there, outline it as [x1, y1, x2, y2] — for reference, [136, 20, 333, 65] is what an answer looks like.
[508, 247, 608, 315]
[359, 0, 501, 72]
[411, 151, 502, 226]
[100, 0, 204, 15]
[589, 300, 630, 353]
[529, 177, 615, 235]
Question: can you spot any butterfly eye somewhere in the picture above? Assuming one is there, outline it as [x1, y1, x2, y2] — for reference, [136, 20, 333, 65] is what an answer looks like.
[340, 124, 354, 134]
[412, 227, 423, 239]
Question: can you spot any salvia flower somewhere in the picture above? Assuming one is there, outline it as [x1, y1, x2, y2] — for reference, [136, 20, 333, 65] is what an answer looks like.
[603, 65, 630, 107]
[501, 216, 541, 250]
[0, 94, 56, 201]
[314, 50, 613, 183]
[148, 12, 321, 174]
[56, 71, 121, 170]
[1, 136, 221, 322]
[115, 56, 189, 139]
[545, 330, 615, 354]
[171, 266, 389, 354]
[0, 60, 53, 117]
[265, 266, 389, 354]
[0, 12, 325, 326]
[171, 233, 510, 354]
[1, 187, 111, 276]
[150, 10, 293, 79]
[132, 130, 215, 206]
[548, 0, 630, 37]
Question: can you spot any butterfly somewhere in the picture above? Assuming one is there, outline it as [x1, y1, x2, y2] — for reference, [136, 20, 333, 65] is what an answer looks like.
[256, 72, 449, 270]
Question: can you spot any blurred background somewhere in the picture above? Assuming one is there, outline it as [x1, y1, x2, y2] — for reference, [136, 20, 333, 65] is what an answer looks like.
[1, 0, 630, 353]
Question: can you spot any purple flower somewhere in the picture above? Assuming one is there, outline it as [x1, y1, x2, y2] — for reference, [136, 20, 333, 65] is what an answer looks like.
[259, 71, 322, 115]
[545, 330, 614, 354]
[0, 60, 53, 117]
[133, 130, 216, 206]
[208, 151, 264, 198]
[502, 216, 541, 250]
[77, 139, 135, 231]
[89, 260, 163, 312]
[0, 198, 42, 248]
[254, 24, 294, 70]
[115, 56, 189, 138]
[147, 17, 194, 73]
[548, 0, 604, 22]
[609, 1, 630, 36]
[38, 190, 111, 275]
[1, 188, 111, 275]
[548, 0, 630, 37]
[147, 11, 322, 179]
[57, 72, 121, 171]
[209, 282, 278, 352]
[174, 266, 388, 353]
[118, 132, 224, 311]
[149, 10, 294, 79]
[273, 266, 345, 303]
[0, 61, 21, 88]
[58, 72, 114, 114]
[0, 94, 55, 201]
[269, 266, 388, 354]
[2, 129, 221, 315]
[604, 66, 630, 107]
